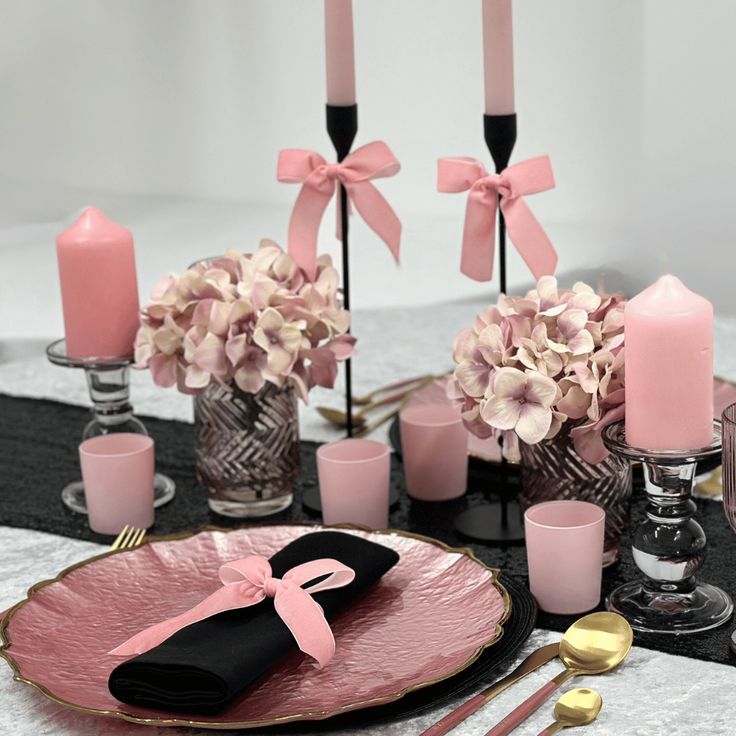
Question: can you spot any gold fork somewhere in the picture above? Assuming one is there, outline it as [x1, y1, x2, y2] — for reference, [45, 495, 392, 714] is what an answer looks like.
[110, 524, 147, 551]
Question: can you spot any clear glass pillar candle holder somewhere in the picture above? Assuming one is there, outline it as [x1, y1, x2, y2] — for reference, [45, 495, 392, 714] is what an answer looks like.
[602, 420, 732, 634]
[47, 339, 175, 514]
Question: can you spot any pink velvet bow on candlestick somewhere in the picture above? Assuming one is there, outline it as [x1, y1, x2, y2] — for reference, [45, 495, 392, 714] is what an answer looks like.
[277, 141, 401, 278]
[109, 556, 355, 668]
[437, 155, 557, 283]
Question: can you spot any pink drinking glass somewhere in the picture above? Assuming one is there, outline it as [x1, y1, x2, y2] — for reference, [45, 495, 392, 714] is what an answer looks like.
[317, 439, 391, 529]
[399, 404, 468, 501]
[79, 433, 155, 535]
[524, 500, 605, 614]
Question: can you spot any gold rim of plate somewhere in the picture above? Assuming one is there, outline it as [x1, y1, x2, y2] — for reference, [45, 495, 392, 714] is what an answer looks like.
[0, 522, 512, 729]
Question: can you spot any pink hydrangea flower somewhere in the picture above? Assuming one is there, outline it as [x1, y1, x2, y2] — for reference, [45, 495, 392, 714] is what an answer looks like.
[451, 276, 627, 463]
[253, 308, 305, 376]
[135, 241, 355, 401]
[481, 367, 559, 444]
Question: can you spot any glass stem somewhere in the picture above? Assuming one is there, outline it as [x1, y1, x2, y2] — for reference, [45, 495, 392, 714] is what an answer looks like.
[634, 460, 705, 595]
[82, 365, 147, 439]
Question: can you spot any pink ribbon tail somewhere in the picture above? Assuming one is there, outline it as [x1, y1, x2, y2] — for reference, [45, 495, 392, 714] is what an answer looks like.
[460, 186, 498, 282]
[109, 556, 355, 669]
[347, 180, 401, 264]
[108, 584, 259, 657]
[501, 195, 558, 281]
[500, 155, 558, 280]
[287, 176, 334, 280]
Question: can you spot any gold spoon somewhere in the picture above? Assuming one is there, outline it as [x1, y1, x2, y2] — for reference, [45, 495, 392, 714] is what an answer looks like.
[319, 375, 440, 430]
[354, 376, 439, 438]
[484, 612, 632, 736]
[536, 688, 603, 735]
[317, 389, 407, 429]
[352, 374, 433, 405]
[695, 465, 722, 499]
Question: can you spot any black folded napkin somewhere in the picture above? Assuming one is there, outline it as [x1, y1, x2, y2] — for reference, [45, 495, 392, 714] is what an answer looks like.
[108, 530, 400, 713]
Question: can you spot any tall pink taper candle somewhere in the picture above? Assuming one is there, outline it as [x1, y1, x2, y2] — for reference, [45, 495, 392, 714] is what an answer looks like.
[625, 275, 713, 450]
[482, 0, 515, 115]
[324, 0, 356, 106]
[56, 207, 140, 358]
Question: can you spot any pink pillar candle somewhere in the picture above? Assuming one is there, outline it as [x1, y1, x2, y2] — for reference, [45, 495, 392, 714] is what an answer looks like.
[324, 0, 356, 106]
[625, 275, 714, 450]
[482, 0, 515, 115]
[56, 207, 140, 358]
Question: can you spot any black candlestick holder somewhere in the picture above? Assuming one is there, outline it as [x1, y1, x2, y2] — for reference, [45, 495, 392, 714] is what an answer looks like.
[326, 103, 358, 439]
[484, 113, 516, 294]
[602, 420, 733, 633]
[454, 113, 525, 546]
[47, 339, 176, 514]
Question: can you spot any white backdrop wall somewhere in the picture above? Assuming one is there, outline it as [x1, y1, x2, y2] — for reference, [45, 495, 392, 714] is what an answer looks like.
[1, 0, 735, 341]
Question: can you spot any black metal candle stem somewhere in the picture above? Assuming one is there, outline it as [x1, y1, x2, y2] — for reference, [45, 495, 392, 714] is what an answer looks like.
[326, 104, 358, 438]
[455, 113, 524, 545]
[484, 113, 516, 293]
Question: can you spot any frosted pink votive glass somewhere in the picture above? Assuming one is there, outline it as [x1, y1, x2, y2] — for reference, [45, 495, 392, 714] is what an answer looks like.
[79, 433, 155, 535]
[317, 439, 391, 529]
[525, 500, 605, 615]
[400, 404, 468, 501]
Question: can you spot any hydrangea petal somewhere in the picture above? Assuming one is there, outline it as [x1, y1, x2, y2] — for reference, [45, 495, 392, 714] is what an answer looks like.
[567, 330, 595, 356]
[490, 366, 527, 400]
[516, 403, 553, 444]
[455, 361, 491, 398]
[481, 395, 522, 430]
[524, 372, 558, 408]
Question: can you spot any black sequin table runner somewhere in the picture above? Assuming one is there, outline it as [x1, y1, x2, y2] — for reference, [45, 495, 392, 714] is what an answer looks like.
[1, 393, 735, 666]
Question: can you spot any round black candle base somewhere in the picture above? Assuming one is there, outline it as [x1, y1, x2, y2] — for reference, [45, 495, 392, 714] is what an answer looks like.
[454, 502, 525, 545]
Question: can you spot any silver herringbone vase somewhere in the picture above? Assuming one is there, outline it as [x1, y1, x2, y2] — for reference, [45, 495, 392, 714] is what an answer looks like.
[194, 381, 299, 517]
[520, 425, 632, 567]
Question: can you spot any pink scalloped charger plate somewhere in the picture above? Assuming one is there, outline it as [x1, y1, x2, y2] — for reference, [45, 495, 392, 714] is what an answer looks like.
[0, 524, 509, 729]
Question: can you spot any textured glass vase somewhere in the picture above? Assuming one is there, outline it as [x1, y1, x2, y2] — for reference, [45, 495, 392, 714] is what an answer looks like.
[519, 426, 633, 566]
[194, 381, 299, 517]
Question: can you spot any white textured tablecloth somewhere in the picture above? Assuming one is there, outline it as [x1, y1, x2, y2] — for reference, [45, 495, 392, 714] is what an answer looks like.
[2, 299, 736, 734]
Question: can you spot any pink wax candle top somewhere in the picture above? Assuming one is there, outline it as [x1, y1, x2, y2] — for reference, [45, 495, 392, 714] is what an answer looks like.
[482, 0, 515, 115]
[624, 274, 713, 450]
[56, 207, 140, 358]
[324, 0, 356, 106]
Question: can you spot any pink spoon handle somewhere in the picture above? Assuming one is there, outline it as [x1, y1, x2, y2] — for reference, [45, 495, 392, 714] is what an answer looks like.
[419, 693, 488, 736]
[483, 680, 560, 736]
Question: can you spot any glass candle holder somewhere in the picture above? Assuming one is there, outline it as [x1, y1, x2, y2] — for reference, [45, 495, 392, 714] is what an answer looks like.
[79, 433, 155, 535]
[525, 500, 605, 614]
[399, 404, 468, 501]
[47, 339, 175, 514]
[602, 419, 732, 634]
[317, 439, 391, 529]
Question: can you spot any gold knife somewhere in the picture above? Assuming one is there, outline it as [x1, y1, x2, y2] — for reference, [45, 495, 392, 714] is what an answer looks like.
[419, 642, 560, 736]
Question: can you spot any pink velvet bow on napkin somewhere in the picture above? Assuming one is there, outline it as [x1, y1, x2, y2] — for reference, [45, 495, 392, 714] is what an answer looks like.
[277, 141, 402, 278]
[109, 556, 355, 669]
[437, 155, 558, 282]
